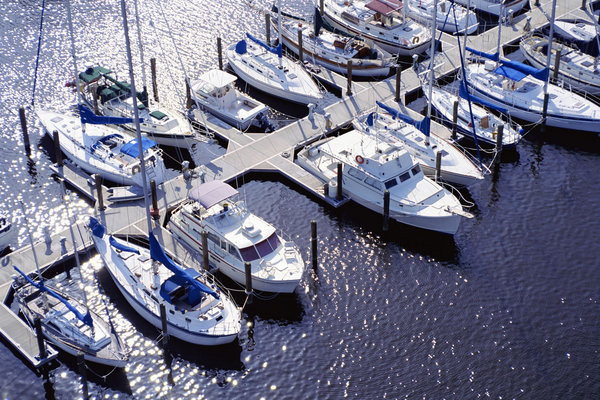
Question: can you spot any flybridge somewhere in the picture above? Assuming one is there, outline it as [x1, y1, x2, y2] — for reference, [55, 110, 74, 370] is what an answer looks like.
[365, 0, 402, 15]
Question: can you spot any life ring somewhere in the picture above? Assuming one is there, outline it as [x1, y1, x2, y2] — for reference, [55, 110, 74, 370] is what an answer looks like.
[355, 155, 364, 164]
[412, 36, 419, 45]
[132, 165, 141, 175]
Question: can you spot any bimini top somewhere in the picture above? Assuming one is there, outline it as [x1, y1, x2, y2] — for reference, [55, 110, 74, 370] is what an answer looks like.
[198, 70, 237, 90]
[188, 180, 239, 209]
[120, 137, 158, 158]
[366, 0, 402, 15]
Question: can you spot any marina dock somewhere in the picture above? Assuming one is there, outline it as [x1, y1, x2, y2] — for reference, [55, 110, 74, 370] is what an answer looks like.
[0, 0, 590, 369]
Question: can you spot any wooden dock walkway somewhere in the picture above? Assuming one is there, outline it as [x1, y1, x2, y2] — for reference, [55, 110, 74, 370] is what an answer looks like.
[0, 0, 589, 368]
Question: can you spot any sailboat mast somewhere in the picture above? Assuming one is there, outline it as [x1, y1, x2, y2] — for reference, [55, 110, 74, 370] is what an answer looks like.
[120, 0, 153, 235]
[495, 1, 503, 68]
[20, 202, 48, 311]
[542, 0, 557, 96]
[65, 0, 85, 133]
[425, 0, 439, 146]
[133, 0, 148, 104]
[277, 0, 283, 68]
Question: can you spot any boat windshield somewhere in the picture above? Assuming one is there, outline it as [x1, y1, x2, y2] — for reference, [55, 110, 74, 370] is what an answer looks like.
[239, 232, 281, 261]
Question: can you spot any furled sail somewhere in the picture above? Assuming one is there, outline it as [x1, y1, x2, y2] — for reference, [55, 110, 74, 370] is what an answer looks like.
[499, 59, 549, 81]
[375, 101, 430, 137]
[246, 33, 283, 58]
[14, 266, 93, 327]
[466, 47, 500, 61]
[148, 233, 219, 299]
[78, 104, 137, 125]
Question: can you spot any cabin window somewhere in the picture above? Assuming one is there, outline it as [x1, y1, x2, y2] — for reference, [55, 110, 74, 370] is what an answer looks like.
[399, 171, 410, 182]
[347, 167, 367, 181]
[228, 244, 241, 260]
[207, 232, 220, 245]
[411, 165, 421, 176]
[364, 176, 383, 190]
[239, 245, 260, 262]
[220, 240, 227, 250]
[256, 232, 281, 257]
[384, 178, 398, 189]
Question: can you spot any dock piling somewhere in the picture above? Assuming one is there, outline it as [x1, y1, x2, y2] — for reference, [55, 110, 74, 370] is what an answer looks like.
[265, 13, 271, 46]
[541, 93, 549, 134]
[383, 190, 390, 232]
[34, 318, 46, 360]
[244, 261, 253, 303]
[435, 151, 442, 182]
[160, 303, 169, 347]
[92, 87, 100, 114]
[553, 48, 561, 81]
[298, 29, 303, 63]
[53, 131, 63, 167]
[346, 61, 353, 97]
[311, 220, 318, 271]
[217, 37, 223, 71]
[185, 79, 193, 109]
[77, 352, 89, 400]
[395, 65, 401, 102]
[494, 124, 504, 165]
[19, 107, 31, 156]
[451, 100, 458, 140]
[150, 57, 159, 102]
[150, 179, 159, 220]
[94, 174, 105, 211]
[201, 231, 209, 271]
[336, 162, 343, 201]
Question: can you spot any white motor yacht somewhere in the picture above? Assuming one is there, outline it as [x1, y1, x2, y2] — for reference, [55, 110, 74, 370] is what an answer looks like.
[405, 0, 479, 35]
[190, 69, 269, 130]
[320, 0, 431, 55]
[553, 18, 598, 44]
[296, 129, 468, 234]
[454, 0, 528, 16]
[37, 109, 167, 187]
[168, 181, 305, 293]
[353, 103, 485, 187]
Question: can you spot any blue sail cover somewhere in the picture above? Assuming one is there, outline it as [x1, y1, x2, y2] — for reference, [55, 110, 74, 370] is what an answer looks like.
[78, 104, 138, 125]
[375, 101, 430, 137]
[494, 65, 527, 81]
[500, 59, 549, 81]
[466, 47, 499, 61]
[458, 82, 507, 113]
[120, 137, 158, 158]
[14, 266, 93, 327]
[246, 33, 283, 58]
[235, 40, 247, 55]
[109, 236, 140, 254]
[148, 233, 219, 299]
[89, 217, 105, 238]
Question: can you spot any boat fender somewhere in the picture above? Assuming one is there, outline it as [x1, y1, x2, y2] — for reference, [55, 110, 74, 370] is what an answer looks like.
[132, 165, 141, 175]
[355, 155, 364, 164]
[412, 36, 419, 45]
[326, 119, 333, 130]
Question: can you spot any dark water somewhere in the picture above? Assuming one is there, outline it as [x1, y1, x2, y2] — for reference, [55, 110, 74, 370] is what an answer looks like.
[1, 0, 599, 399]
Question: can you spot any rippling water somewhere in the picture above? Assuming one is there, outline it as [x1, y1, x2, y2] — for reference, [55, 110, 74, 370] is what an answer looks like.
[1, 0, 599, 399]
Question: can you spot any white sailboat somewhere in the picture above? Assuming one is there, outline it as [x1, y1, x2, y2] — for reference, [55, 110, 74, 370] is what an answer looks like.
[404, 0, 479, 35]
[90, 0, 240, 346]
[464, 47, 600, 132]
[189, 69, 269, 130]
[353, 103, 484, 186]
[77, 65, 200, 149]
[554, 18, 598, 44]
[12, 198, 128, 367]
[167, 180, 305, 293]
[271, 6, 394, 77]
[37, 109, 166, 187]
[296, 129, 468, 234]
[520, 34, 600, 96]
[320, 0, 431, 55]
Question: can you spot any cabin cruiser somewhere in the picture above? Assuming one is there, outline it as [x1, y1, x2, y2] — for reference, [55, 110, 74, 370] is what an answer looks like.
[296, 129, 469, 234]
[168, 181, 305, 293]
[320, 0, 431, 55]
[190, 69, 269, 130]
